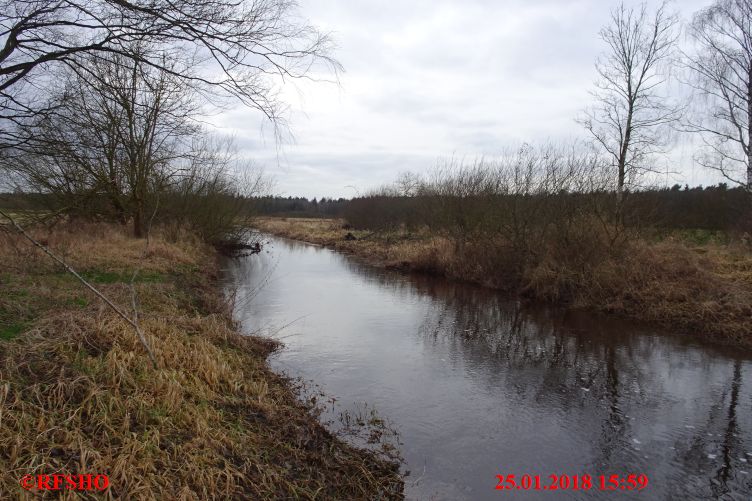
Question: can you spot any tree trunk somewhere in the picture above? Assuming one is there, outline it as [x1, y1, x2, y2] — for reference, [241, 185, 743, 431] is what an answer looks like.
[616, 166, 625, 207]
[616, 93, 634, 220]
[110, 194, 128, 226]
[616, 114, 632, 222]
[748, 69, 752, 192]
[133, 202, 145, 238]
[747, 101, 751, 193]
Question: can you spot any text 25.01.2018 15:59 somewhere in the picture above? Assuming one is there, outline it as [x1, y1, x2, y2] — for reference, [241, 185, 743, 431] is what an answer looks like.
[495, 474, 649, 492]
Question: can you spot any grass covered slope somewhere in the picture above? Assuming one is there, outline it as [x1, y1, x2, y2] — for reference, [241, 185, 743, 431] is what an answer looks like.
[254, 217, 752, 348]
[0, 223, 402, 499]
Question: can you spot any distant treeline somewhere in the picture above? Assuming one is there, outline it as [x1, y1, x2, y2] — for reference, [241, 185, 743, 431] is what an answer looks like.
[0, 192, 349, 221]
[254, 196, 349, 218]
[344, 184, 751, 233]
[4, 183, 749, 232]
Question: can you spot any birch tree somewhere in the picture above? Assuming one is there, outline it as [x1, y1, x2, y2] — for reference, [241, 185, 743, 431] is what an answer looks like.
[580, 1, 679, 209]
[686, 0, 752, 193]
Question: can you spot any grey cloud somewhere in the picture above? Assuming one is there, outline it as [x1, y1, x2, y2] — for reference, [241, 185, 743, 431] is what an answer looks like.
[213, 0, 724, 199]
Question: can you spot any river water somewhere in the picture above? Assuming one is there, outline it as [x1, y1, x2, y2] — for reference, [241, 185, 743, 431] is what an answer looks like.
[222, 234, 752, 500]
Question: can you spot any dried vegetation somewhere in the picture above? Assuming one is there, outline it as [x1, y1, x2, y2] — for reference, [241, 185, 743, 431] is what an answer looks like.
[0, 222, 403, 499]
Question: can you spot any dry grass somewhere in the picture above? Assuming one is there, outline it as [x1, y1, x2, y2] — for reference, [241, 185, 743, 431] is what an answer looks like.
[0, 222, 402, 499]
[580, 242, 752, 345]
[255, 217, 752, 347]
[253, 217, 449, 271]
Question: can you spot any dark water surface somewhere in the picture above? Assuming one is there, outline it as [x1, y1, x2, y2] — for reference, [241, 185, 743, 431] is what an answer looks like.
[222, 235, 752, 500]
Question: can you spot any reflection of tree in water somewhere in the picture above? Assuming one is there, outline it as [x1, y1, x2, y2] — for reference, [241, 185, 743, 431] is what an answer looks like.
[407, 274, 621, 379]
[667, 358, 750, 499]
[585, 345, 630, 475]
[716, 359, 744, 495]
[406, 274, 638, 407]
[414, 281, 659, 484]
[374, 269, 752, 497]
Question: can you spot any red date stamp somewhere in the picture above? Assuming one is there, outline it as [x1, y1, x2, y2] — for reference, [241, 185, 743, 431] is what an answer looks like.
[495, 474, 648, 492]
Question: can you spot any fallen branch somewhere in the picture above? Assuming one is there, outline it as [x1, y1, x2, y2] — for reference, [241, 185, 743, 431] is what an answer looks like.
[0, 209, 159, 368]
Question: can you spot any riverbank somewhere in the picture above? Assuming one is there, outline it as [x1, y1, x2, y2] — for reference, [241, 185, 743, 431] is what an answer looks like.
[254, 217, 752, 348]
[0, 222, 403, 499]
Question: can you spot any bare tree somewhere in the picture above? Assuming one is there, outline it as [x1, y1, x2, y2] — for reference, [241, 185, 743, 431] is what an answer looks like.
[579, 1, 680, 209]
[6, 48, 201, 236]
[0, 0, 340, 146]
[685, 0, 752, 192]
[161, 133, 273, 244]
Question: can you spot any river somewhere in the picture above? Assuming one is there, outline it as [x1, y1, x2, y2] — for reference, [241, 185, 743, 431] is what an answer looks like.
[222, 234, 752, 500]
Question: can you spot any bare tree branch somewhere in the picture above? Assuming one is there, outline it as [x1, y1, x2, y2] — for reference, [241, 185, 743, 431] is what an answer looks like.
[0, 0, 342, 147]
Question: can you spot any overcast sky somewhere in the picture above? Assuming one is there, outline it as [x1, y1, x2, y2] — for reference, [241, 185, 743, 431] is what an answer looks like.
[213, 0, 720, 199]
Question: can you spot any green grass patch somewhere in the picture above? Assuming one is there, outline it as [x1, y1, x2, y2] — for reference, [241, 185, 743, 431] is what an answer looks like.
[652, 228, 731, 246]
[3, 288, 29, 299]
[67, 296, 89, 307]
[74, 269, 166, 284]
[0, 323, 25, 341]
[676, 229, 729, 246]
[80, 270, 122, 283]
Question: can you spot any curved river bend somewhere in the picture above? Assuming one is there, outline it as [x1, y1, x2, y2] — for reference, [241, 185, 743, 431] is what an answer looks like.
[222, 234, 752, 500]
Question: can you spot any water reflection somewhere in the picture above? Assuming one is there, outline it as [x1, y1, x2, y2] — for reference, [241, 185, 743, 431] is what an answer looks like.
[223, 235, 752, 500]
